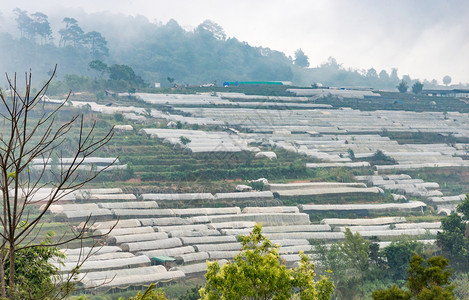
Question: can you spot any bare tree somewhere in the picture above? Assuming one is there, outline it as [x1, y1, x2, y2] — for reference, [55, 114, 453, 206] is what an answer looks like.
[0, 66, 114, 299]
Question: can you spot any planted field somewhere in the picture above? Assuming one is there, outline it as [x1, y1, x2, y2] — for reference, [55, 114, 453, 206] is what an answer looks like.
[316, 93, 469, 113]
[94, 133, 361, 190]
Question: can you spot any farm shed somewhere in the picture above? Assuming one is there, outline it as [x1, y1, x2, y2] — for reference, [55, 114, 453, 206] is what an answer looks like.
[180, 236, 237, 245]
[306, 162, 370, 168]
[121, 238, 183, 252]
[193, 242, 242, 252]
[113, 209, 175, 218]
[61, 246, 122, 256]
[141, 193, 215, 202]
[358, 229, 440, 238]
[76, 194, 137, 201]
[241, 206, 299, 214]
[140, 217, 192, 226]
[207, 213, 311, 226]
[265, 232, 345, 241]
[207, 221, 257, 230]
[270, 239, 311, 246]
[172, 207, 242, 217]
[56, 209, 113, 222]
[335, 223, 441, 233]
[278, 245, 313, 254]
[80, 265, 166, 283]
[215, 191, 274, 201]
[86, 270, 185, 292]
[169, 229, 222, 237]
[98, 201, 159, 209]
[113, 125, 134, 132]
[208, 251, 240, 260]
[138, 246, 195, 258]
[90, 219, 141, 231]
[255, 152, 277, 159]
[172, 259, 228, 276]
[107, 232, 168, 245]
[62, 252, 135, 263]
[76, 188, 123, 195]
[47, 203, 100, 214]
[300, 202, 426, 214]
[55, 255, 151, 273]
[154, 224, 209, 233]
[220, 229, 251, 236]
[175, 252, 209, 264]
[261, 224, 331, 233]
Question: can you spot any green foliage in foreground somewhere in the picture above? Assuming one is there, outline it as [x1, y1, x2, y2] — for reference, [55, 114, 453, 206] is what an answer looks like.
[372, 255, 455, 300]
[119, 283, 168, 300]
[314, 229, 427, 299]
[1, 232, 74, 299]
[436, 195, 469, 270]
[199, 224, 334, 300]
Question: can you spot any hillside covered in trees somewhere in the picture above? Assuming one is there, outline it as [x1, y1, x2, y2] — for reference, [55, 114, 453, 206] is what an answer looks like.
[0, 9, 453, 90]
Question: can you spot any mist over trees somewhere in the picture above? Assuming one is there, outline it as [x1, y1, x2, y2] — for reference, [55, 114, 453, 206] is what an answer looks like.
[0, 8, 455, 89]
[294, 49, 309, 68]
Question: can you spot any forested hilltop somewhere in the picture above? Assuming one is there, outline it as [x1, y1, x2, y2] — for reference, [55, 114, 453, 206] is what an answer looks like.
[0, 9, 453, 89]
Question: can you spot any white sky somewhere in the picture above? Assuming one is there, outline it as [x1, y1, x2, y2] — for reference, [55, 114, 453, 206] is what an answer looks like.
[3, 0, 469, 84]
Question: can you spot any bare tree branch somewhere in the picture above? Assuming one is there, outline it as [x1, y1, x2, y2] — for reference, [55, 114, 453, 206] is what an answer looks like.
[0, 68, 115, 299]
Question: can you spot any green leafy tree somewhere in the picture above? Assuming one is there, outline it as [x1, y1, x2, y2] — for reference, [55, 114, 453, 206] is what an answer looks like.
[4, 233, 69, 299]
[0, 68, 114, 298]
[397, 80, 408, 93]
[30, 12, 52, 44]
[199, 224, 334, 300]
[178, 285, 202, 300]
[369, 150, 397, 165]
[294, 49, 310, 68]
[114, 113, 124, 122]
[314, 231, 393, 299]
[411, 81, 423, 94]
[443, 75, 452, 86]
[436, 214, 466, 261]
[13, 9, 52, 44]
[167, 77, 175, 87]
[13, 8, 34, 39]
[179, 136, 191, 145]
[436, 195, 469, 268]
[372, 255, 456, 300]
[379, 70, 390, 81]
[456, 194, 469, 218]
[340, 228, 370, 273]
[407, 255, 455, 299]
[88, 59, 109, 79]
[313, 242, 347, 287]
[372, 285, 411, 300]
[109, 64, 145, 87]
[119, 283, 167, 300]
[366, 68, 378, 78]
[58, 17, 84, 47]
[83, 31, 109, 59]
[383, 240, 424, 281]
[196, 19, 226, 41]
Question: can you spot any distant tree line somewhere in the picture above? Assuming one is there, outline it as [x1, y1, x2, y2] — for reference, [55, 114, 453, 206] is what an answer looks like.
[0, 9, 459, 91]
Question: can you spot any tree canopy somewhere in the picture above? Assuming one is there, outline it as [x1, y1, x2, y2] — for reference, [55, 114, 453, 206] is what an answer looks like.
[0, 9, 441, 89]
[372, 255, 456, 300]
[436, 195, 469, 269]
[199, 224, 334, 300]
[397, 80, 409, 93]
[411, 81, 423, 94]
[294, 49, 310, 68]
[443, 75, 452, 86]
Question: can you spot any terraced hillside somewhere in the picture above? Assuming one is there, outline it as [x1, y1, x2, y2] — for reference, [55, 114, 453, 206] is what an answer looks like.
[22, 88, 469, 297]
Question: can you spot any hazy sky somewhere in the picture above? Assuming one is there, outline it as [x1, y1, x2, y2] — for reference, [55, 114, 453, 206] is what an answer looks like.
[3, 0, 469, 83]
